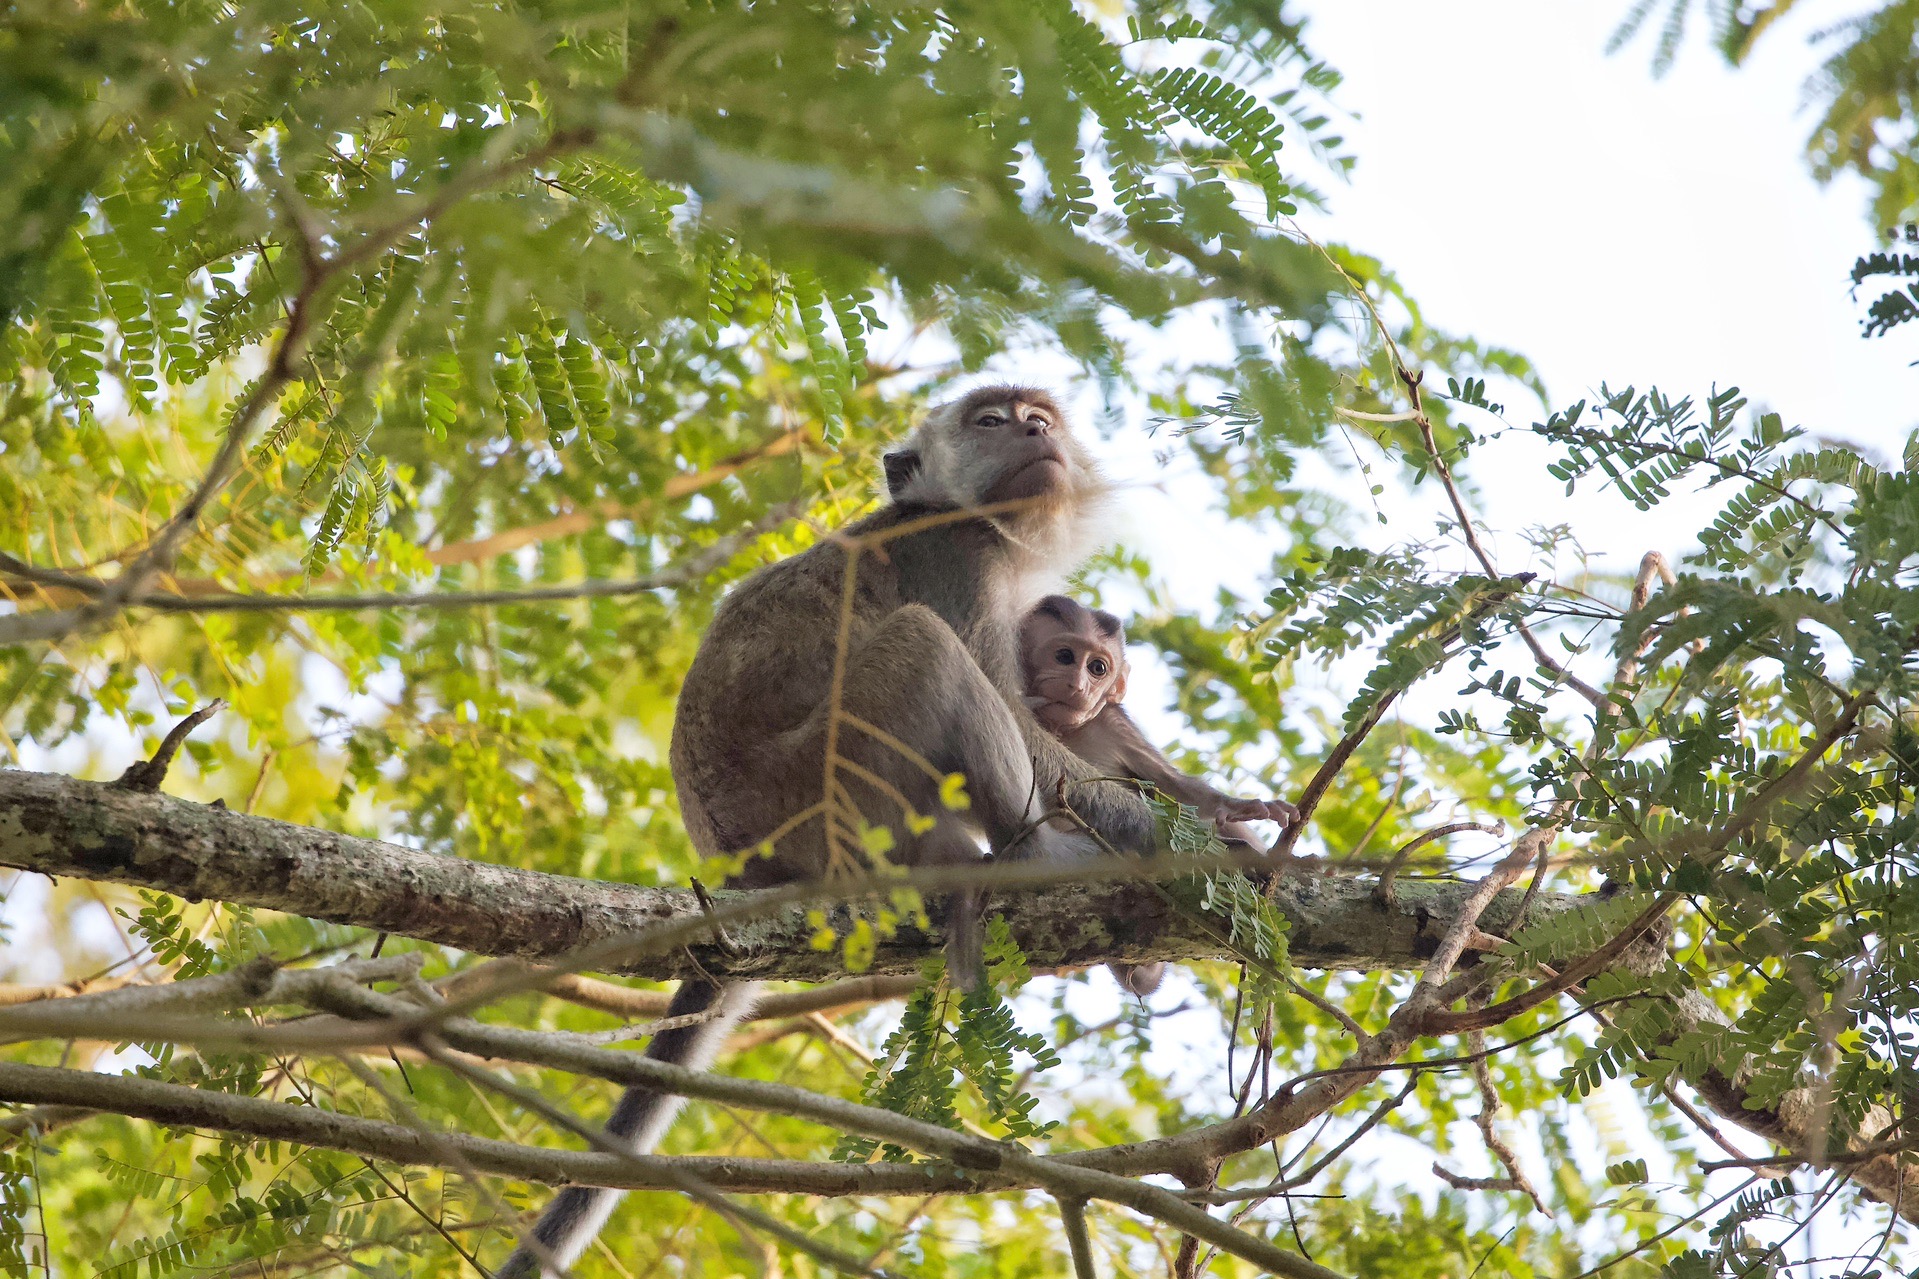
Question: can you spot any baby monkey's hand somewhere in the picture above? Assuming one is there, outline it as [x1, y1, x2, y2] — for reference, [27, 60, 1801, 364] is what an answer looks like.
[1215, 796, 1300, 831]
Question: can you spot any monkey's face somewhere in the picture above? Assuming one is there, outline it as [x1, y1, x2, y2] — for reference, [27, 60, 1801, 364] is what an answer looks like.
[1020, 610, 1127, 732]
[965, 392, 1073, 504]
[884, 385, 1102, 513]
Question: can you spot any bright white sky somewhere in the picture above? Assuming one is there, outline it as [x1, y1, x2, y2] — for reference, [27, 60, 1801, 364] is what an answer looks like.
[1081, 0, 1918, 718]
[1292, 0, 1916, 552]
[1299, 0, 1916, 448]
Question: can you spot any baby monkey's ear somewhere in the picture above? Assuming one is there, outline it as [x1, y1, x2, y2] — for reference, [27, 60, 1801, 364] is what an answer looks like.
[1093, 607, 1129, 702]
[882, 449, 922, 500]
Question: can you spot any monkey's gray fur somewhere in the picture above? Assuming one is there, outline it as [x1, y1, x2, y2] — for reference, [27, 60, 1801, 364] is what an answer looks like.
[498, 385, 1155, 1276]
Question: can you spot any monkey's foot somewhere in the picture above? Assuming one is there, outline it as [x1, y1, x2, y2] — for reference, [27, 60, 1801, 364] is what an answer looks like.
[1110, 962, 1165, 998]
[1025, 824, 1104, 861]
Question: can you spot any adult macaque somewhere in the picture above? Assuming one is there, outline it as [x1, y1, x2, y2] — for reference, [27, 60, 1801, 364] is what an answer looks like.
[1020, 595, 1298, 847]
[500, 386, 1155, 1277]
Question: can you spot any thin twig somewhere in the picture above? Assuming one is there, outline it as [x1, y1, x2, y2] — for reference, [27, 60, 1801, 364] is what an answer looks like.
[1374, 820, 1505, 907]
[338, 1054, 536, 1278]
[1401, 370, 1606, 710]
[95, 501, 803, 616]
[114, 700, 226, 792]
[1189, 1077, 1415, 1203]
[426, 1043, 906, 1279]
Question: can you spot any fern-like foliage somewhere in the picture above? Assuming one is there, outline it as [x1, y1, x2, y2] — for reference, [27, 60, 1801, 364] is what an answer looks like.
[0, 0, 1354, 615]
[1558, 966, 1693, 1096]
[836, 920, 1059, 1162]
[1852, 226, 1919, 337]
[1531, 385, 1872, 583]
[0, 1147, 32, 1277]
[1266, 546, 1543, 732]
[91, 1160, 389, 1279]
[1150, 67, 1293, 217]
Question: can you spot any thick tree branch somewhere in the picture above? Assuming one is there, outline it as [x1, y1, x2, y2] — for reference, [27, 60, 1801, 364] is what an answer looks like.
[0, 769, 1581, 981]
[3, 765, 1904, 1229]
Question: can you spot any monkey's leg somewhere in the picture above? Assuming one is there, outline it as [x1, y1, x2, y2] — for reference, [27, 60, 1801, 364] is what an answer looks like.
[1020, 726, 1157, 859]
[788, 603, 1060, 853]
[772, 604, 1082, 985]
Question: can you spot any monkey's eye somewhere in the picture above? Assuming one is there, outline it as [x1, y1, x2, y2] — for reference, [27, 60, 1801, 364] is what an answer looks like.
[1088, 658, 1109, 678]
[976, 412, 1005, 428]
[1024, 412, 1051, 428]
[1054, 648, 1075, 665]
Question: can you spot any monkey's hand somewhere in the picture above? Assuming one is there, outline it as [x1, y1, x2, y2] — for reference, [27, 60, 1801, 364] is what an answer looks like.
[1214, 796, 1300, 831]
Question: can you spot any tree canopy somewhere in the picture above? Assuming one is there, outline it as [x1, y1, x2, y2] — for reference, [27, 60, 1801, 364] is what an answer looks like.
[3, 3, 1918, 1278]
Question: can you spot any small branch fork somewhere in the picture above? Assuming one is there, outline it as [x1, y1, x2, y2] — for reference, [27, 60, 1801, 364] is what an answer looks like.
[1432, 1018, 1548, 1215]
[115, 700, 226, 793]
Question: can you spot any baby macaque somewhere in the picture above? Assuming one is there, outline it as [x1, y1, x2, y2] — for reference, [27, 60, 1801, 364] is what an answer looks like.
[1019, 596, 1299, 999]
[1019, 595, 1299, 849]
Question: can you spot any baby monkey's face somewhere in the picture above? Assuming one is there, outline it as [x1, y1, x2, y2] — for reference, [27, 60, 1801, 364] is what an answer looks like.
[1019, 597, 1128, 733]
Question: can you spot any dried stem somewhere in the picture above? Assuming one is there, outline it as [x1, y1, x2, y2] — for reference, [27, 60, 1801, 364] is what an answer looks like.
[114, 700, 226, 792]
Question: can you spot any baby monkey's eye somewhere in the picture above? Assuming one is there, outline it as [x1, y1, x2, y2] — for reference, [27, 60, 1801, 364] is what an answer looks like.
[976, 412, 1005, 427]
[1054, 648, 1075, 665]
[1088, 658, 1109, 678]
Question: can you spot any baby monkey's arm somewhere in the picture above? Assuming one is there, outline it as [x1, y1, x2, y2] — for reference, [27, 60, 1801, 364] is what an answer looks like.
[1064, 704, 1298, 841]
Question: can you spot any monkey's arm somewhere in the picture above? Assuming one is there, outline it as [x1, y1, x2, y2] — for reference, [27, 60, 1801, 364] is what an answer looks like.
[1069, 706, 1298, 831]
[1017, 708, 1158, 852]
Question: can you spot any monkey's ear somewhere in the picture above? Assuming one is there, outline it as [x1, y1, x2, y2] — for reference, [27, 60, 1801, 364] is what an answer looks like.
[882, 449, 922, 500]
[1110, 658, 1129, 703]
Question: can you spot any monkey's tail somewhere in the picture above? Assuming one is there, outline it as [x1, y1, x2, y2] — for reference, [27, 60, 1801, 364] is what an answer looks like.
[946, 885, 985, 992]
[494, 977, 762, 1279]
